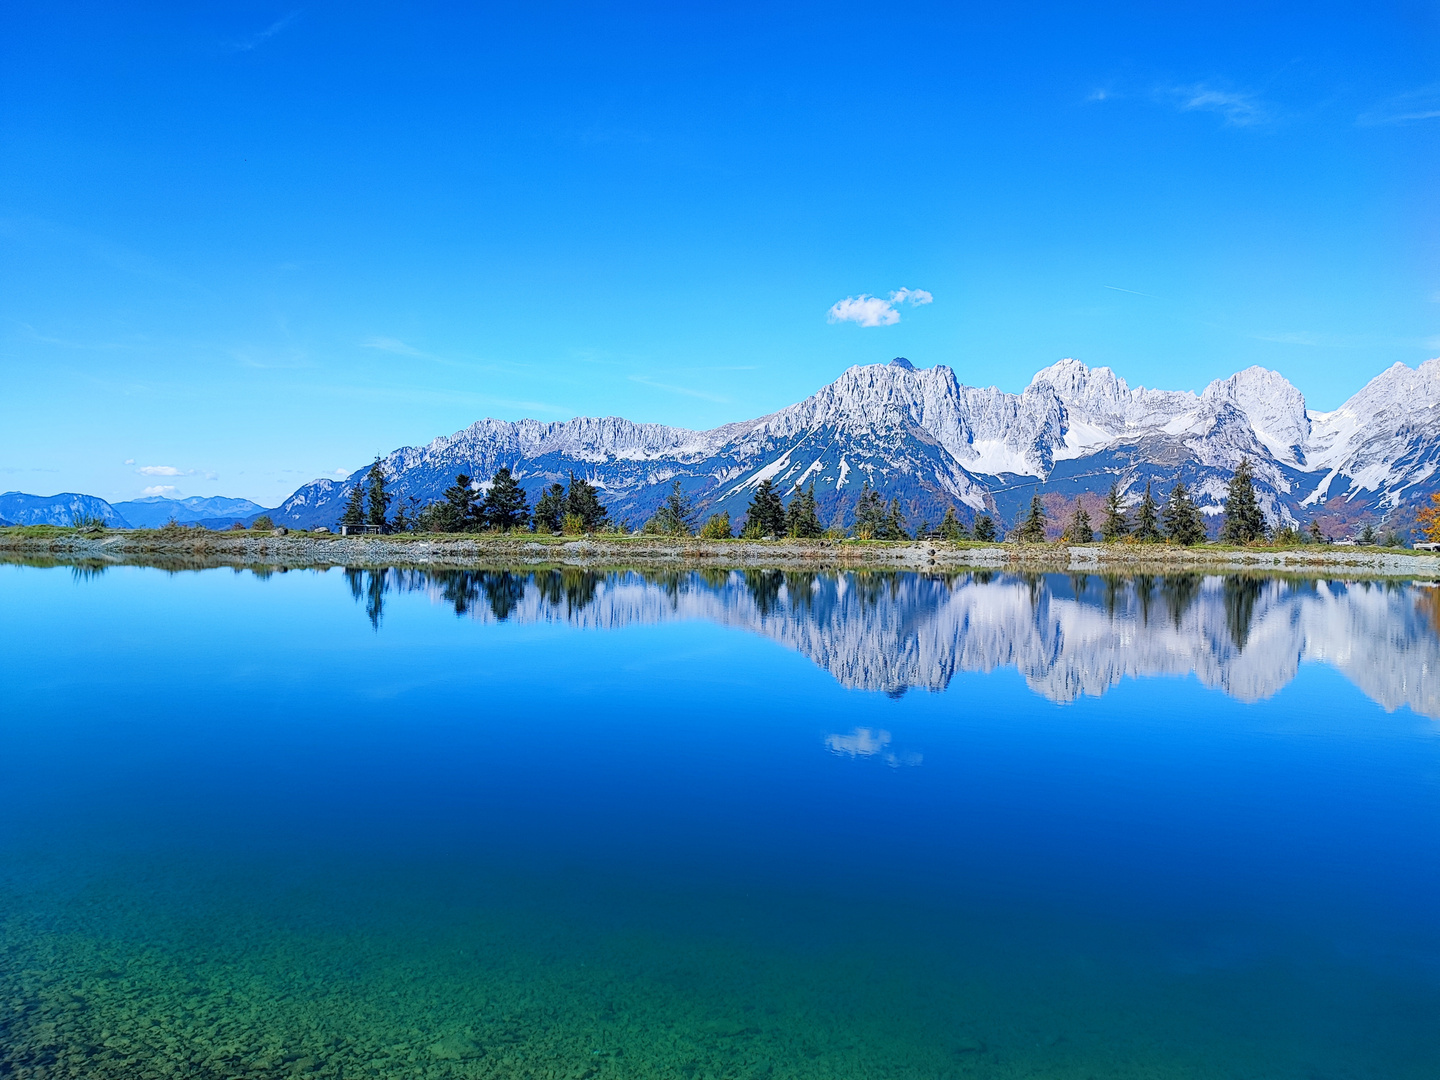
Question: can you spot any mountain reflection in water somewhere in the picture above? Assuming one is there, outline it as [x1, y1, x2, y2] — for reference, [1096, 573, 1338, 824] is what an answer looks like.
[338, 568, 1440, 717]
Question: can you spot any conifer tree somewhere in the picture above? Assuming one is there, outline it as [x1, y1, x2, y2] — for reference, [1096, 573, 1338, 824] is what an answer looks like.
[972, 514, 997, 542]
[743, 479, 786, 538]
[937, 506, 969, 541]
[390, 499, 409, 534]
[532, 482, 566, 533]
[1306, 519, 1326, 544]
[785, 482, 823, 538]
[1101, 484, 1129, 542]
[879, 498, 910, 540]
[364, 458, 392, 530]
[851, 483, 886, 539]
[1162, 482, 1207, 545]
[440, 473, 479, 532]
[481, 466, 531, 531]
[1063, 503, 1094, 543]
[643, 480, 697, 536]
[1220, 457, 1266, 544]
[1015, 495, 1047, 542]
[340, 483, 366, 530]
[1132, 481, 1161, 542]
[1358, 521, 1376, 545]
[564, 472, 610, 531]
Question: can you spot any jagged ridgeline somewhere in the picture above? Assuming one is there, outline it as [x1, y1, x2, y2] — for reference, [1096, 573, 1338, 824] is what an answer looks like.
[272, 356, 1440, 531]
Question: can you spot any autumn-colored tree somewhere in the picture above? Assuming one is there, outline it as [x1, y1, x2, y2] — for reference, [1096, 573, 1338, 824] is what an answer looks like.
[1416, 493, 1440, 543]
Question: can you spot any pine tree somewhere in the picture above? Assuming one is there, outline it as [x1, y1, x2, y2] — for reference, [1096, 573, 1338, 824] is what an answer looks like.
[743, 479, 786, 538]
[972, 514, 997, 542]
[643, 480, 697, 536]
[1306, 519, 1326, 544]
[937, 506, 969, 541]
[364, 458, 391, 531]
[564, 472, 610, 531]
[1219, 457, 1266, 544]
[1358, 521, 1376, 545]
[1132, 481, 1161, 542]
[440, 473, 479, 532]
[340, 483, 365, 530]
[785, 482, 823, 538]
[851, 483, 886, 539]
[1101, 484, 1129, 542]
[532, 482, 566, 533]
[878, 498, 910, 540]
[390, 498, 409, 534]
[1063, 503, 1094, 543]
[1162, 482, 1207, 545]
[1015, 495, 1047, 542]
[481, 466, 530, 531]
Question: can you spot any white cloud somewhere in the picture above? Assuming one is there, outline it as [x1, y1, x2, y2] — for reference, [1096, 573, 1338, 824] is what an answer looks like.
[827, 288, 934, 328]
[123, 458, 135, 465]
[137, 465, 184, 476]
[1170, 84, 1267, 126]
[142, 485, 176, 497]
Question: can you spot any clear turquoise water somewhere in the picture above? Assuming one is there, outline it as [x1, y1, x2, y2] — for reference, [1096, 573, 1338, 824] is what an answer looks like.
[1, 564, 1437, 1078]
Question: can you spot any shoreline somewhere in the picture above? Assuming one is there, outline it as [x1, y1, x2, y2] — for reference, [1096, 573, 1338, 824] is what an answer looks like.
[4, 528, 1440, 576]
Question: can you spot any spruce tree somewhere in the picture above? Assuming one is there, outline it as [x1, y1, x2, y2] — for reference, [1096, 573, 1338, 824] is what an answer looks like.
[441, 473, 479, 532]
[937, 506, 969, 541]
[564, 472, 610, 531]
[1162, 482, 1207, 545]
[643, 480, 697, 536]
[1219, 457, 1266, 544]
[877, 498, 909, 540]
[364, 458, 392, 530]
[390, 499, 409, 534]
[1306, 519, 1325, 544]
[785, 482, 823, 538]
[972, 514, 998, 542]
[1101, 484, 1129, 542]
[1132, 481, 1161, 542]
[743, 479, 786, 538]
[851, 484, 886, 539]
[1015, 495, 1047, 542]
[532, 482, 566, 533]
[1063, 503, 1094, 543]
[340, 483, 365, 530]
[1358, 521, 1376, 545]
[481, 466, 530, 531]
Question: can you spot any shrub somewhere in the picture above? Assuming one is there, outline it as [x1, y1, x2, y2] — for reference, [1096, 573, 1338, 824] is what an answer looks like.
[252, 515, 274, 531]
[699, 511, 732, 539]
[562, 512, 586, 536]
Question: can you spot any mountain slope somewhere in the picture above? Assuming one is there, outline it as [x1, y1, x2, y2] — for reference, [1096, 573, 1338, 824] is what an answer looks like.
[113, 495, 271, 529]
[0, 492, 130, 528]
[271, 355, 1440, 534]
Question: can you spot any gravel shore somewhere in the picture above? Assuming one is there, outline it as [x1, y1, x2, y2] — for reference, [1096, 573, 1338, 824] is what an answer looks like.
[5, 528, 1440, 576]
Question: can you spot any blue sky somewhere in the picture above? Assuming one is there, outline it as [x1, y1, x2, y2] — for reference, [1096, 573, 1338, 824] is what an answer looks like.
[2, 2, 1436, 506]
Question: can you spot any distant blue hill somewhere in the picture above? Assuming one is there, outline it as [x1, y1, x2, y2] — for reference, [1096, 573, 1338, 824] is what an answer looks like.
[112, 495, 271, 529]
[0, 492, 130, 527]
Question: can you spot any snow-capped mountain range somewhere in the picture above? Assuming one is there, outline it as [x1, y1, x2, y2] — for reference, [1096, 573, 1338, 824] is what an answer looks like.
[222, 354, 1440, 533]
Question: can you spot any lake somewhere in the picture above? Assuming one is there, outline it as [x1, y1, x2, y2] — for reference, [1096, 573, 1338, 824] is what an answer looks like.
[1, 562, 1437, 1078]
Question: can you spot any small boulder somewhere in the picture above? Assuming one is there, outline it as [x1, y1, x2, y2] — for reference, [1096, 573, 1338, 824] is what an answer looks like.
[313, 526, 331, 535]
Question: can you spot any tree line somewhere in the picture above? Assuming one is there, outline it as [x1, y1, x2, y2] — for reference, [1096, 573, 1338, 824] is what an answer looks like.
[339, 455, 1357, 545]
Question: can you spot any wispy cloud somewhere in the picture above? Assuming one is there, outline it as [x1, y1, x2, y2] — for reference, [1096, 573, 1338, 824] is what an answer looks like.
[1103, 284, 1163, 300]
[627, 375, 729, 403]
[1169, 84, 1267, 126]
[827, 287, 934, 328]
[232, 10, 301, 52]
[360, 336, 425, 357]
[141, 485, 177, 497]
[1358, 85, 1440, 126]
[137, 465, 185, 477]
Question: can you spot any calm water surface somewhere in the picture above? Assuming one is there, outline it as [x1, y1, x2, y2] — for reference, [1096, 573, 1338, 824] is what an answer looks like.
[1, 563, 1438, 1079]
